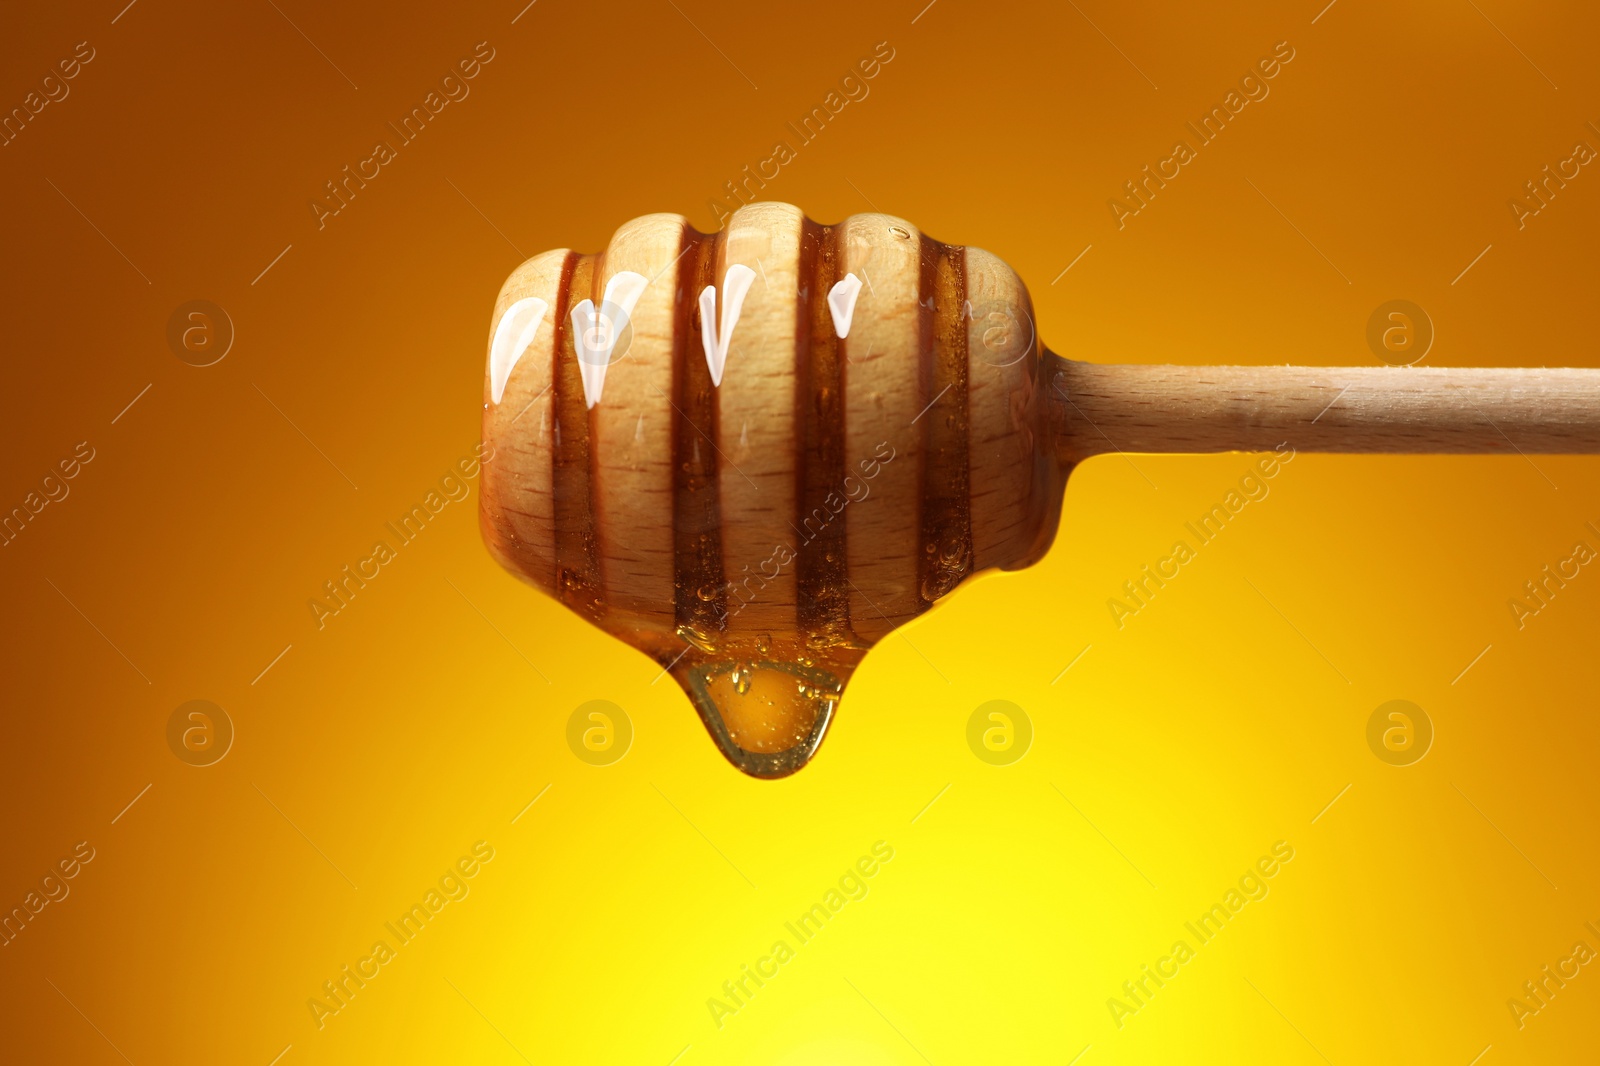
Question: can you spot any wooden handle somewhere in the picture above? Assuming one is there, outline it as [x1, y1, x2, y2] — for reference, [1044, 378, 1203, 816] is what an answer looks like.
[1052, 358, 1600, 462]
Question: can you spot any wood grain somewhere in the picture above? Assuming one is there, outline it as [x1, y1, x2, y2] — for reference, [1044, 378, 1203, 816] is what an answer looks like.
[717, 203, 803, 638]
[1055, 361, 1600, 460]
[592, 215, 686, 628]
[839, 213, 924, 641]
[965, 246, 1054, 575]
[480, 249, 567, 589]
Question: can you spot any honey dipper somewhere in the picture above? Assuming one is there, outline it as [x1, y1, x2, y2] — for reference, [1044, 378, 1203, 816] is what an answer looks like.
[478, 203, 1600, 778]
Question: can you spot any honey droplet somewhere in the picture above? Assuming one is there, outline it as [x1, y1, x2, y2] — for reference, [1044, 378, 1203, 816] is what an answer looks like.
[673, 658, 848, 778]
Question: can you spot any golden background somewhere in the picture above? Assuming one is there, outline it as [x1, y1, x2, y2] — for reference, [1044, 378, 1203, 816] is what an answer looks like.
[2, 0, 1598, 1062]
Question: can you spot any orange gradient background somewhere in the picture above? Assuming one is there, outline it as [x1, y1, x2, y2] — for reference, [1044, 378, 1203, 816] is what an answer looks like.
[2, 1, 1598, 1063]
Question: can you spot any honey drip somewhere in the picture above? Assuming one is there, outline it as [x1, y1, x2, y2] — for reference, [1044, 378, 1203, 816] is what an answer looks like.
[671, 657, 845, 778]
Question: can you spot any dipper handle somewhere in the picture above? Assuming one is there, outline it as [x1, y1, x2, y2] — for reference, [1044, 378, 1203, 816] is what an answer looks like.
[1052, 360, 1600, 463]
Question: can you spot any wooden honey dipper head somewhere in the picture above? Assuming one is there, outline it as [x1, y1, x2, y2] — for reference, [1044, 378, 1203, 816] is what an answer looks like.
[479, 203, 1064, 777]
[482, 203, 1600, 777]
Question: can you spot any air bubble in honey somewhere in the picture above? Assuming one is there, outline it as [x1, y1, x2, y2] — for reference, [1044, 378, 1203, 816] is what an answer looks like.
[675, 623, 720, 653]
